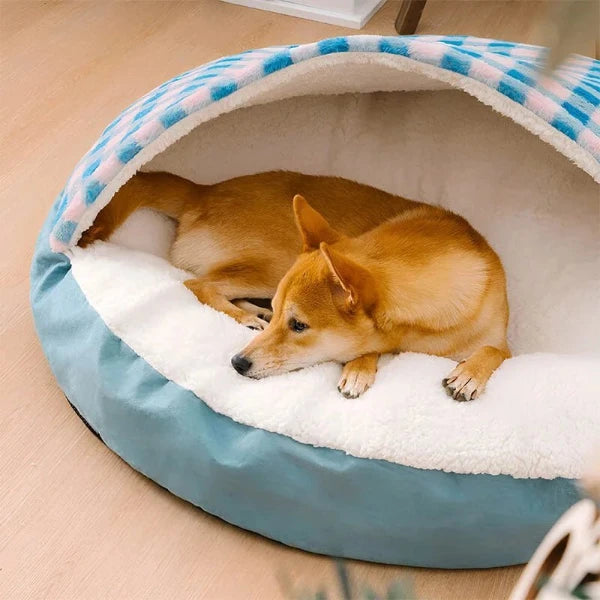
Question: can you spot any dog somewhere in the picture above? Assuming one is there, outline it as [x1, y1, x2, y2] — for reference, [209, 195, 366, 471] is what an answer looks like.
[79, 170, 510, 400]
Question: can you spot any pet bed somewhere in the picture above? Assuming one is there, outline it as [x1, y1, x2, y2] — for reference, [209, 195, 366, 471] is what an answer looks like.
[31, 36, 600, 568]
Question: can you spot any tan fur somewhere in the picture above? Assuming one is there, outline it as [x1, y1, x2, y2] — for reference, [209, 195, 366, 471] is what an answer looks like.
[79, 170, 510, 400]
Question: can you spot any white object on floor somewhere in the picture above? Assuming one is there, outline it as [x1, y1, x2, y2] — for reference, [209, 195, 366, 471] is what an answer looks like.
[220, 0, 386, 29]
[510, 499, 600, 600]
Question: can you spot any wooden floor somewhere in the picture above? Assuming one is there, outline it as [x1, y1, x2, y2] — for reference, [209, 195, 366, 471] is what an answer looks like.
[1, 2, 594, 598]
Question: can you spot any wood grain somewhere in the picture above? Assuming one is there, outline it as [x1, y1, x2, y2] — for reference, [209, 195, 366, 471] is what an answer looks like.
[3, 1, 585, 597]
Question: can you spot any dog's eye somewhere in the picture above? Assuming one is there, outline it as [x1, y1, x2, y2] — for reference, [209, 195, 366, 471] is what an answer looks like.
[289, 318, 308, 333]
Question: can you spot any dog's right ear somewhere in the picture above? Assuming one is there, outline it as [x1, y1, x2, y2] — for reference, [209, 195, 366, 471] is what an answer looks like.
[320, 242, 377, 313]
[293, 194, 342, 252]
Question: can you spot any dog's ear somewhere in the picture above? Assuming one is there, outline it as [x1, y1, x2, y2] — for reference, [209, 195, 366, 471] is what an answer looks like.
[293, 194, 342, 252]
[320, 242, 377, 312]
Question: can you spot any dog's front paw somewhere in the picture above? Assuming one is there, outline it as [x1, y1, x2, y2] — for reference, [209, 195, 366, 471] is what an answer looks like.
[442, 362, 482, 402]
[442, 347, 507, 402]
[337, 366, 376, 399]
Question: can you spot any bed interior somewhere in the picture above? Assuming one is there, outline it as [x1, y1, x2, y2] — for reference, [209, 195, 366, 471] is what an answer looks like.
[108, 88, 599, 357]
[70, 82, 600, 477]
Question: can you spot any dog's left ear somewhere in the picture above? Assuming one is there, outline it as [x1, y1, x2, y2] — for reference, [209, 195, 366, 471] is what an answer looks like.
[320, 242, 377, 312]
[293, 194, 343, 252]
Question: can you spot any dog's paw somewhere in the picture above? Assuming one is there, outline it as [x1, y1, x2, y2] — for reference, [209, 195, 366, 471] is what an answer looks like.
[258, 310, 273, 323]
[239, 314, 270, 331]
[78, 223, 107, 248]
[232, 300, 273, 323]
[442, 362, 482, 402]
[337, 367, 375, 399]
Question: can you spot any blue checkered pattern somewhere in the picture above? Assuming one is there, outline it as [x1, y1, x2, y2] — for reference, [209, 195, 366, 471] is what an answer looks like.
[50, 35, 600, 251]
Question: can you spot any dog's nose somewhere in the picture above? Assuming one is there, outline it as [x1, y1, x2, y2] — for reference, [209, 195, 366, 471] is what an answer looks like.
[231, 353, 252, 375]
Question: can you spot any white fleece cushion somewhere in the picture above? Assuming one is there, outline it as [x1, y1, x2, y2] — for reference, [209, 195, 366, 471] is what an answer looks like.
[70, 89, 599, 480]
[71, 237, 599, 480]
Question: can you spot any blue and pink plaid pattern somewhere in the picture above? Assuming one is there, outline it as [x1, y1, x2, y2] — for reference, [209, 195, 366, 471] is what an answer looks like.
[50, 35, 600, 251]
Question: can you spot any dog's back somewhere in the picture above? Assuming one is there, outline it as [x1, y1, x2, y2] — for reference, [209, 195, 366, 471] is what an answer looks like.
[171, 171, 418, 278]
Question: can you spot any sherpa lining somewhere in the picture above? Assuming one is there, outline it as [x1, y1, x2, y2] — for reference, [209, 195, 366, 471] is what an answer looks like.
[69, 89, 599, 480]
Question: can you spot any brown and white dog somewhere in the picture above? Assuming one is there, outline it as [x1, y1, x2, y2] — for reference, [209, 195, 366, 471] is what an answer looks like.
[79, 170, 510, 400]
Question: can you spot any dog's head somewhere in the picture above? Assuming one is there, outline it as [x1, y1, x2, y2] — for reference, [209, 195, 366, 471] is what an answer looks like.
[231, 195, 379, 378]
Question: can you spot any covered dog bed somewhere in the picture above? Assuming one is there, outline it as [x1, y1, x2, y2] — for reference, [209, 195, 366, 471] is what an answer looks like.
[32, 36, 600, 568]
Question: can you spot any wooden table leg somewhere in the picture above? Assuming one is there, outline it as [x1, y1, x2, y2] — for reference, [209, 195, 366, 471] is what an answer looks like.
[395, 0, 427, 35]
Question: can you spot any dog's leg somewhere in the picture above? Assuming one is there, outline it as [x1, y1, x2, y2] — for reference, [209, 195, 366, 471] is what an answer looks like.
[232, 300, 273, 323]
[337, 353, 379, 399]
[443, 345, 509, 402]
[184, 272, 275, 331]
[78, 172, 196, 247]
[78, 198, 133, 247]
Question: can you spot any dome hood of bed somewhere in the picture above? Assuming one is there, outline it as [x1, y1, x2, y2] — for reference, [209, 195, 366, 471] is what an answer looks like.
[49, 35, 600, 251]
[32, 36, 600, 568]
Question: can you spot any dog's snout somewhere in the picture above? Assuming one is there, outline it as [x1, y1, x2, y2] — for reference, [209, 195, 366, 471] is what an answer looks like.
[231, 353, 252, 375]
